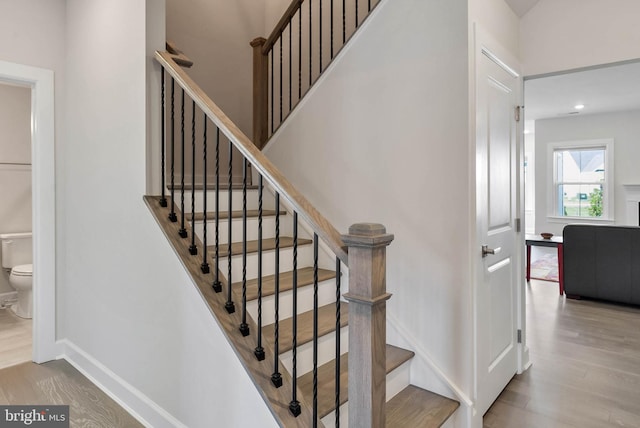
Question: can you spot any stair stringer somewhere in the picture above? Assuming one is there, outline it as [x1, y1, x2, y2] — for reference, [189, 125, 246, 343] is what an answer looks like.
[387, 313, 477, 428]
[144, 196, 318, 427]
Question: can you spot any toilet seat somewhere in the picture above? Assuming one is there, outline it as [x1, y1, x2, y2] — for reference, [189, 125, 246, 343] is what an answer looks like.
[11, 264, 32, 276]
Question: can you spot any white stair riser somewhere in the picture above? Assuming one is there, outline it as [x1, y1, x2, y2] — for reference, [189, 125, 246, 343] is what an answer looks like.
[246, 278, 338, 326]
[193, 216, 279, 245]
[216, 245, 314, 283]
[280, 326, 348, 377]
[319, 360, 412, 427]
[169, 189, 260, 213]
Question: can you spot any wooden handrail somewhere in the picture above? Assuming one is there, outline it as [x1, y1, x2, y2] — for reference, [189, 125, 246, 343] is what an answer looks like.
[156, 50, 348, 265]
[166, 41, 194, 68]
[263, 0, 303, 54]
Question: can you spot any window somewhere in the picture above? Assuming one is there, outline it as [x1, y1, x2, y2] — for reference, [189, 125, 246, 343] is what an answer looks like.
[549, 139, 614, 221]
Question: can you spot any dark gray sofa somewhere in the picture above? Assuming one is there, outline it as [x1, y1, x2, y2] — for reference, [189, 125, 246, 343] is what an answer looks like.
[563, 225, 640, 304]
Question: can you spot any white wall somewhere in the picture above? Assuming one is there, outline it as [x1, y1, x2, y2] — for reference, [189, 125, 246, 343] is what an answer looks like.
[469, 0, 519, 58]
[0, 84, 32, 294]
[534, 110, 640, 235]
[0, 84, 31, 165]
[166, 0, 264, 137]
[0, 84, 32, 234]
[0, 0, 65, 297]
[60, 1, 277, 426]
[265, 0, 474, 407]
[520, 0, 640, 76]
[264, 0, 290, 34]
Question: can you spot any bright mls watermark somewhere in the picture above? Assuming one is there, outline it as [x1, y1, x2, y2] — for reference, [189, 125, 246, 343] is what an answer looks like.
[0, 406, 69, 427]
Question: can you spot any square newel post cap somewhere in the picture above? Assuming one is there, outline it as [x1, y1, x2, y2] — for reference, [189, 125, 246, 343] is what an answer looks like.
[250, 37, 267, 48]
[342, 223, 394, 248]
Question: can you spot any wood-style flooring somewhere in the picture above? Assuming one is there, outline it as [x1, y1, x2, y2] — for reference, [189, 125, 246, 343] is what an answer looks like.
[0, 307, 31, 370]
[0, 360, 143, 427]
[1, 309, 141, 427]
[484, 279, 640, 427]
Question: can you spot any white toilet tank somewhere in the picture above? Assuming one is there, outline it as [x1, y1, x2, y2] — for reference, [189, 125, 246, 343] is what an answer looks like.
[0, 232, 33, 269]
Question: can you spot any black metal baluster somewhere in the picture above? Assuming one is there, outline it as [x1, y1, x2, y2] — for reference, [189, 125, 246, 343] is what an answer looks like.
[225, 139, 235, 314]
[169, 79, 177, 222]
[213, 128, 222, 293]
[335, 257, 341, 427]
[355, 0, 359, 28]
[240, 158, 249, 336]
[298, 8, 302, 100]
[189, 100, 197, 255]
[201, 115, 210, 274]
[289, 211, 301, 417]
[179, 89, 187, 238]
[271, 193, 283, 388]
[160, 70, 167, 207]
[279, 36, 283, 125]
[368, 0, 371, 12]
[309, 0, 313, 86]
[271, 50, 274, 134]
[320, 0, 323, 74]
[331, 0, 334, 60]
[342, 0, 346, 44]
[313, 233, 319, 426]
[289, 20, 292, 113]
[254, 175, 265, 361]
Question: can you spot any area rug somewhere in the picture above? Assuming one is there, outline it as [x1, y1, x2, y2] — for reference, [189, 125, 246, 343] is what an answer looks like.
[530, 253, 559, 282]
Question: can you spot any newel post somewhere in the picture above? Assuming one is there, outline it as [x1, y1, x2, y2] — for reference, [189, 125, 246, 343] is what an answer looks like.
[342, 223, 394, 428]
[251, 37, 268, 150]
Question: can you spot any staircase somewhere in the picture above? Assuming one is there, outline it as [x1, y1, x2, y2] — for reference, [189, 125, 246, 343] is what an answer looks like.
[145, 182, 458, 426]
[147, 1, 460, 425]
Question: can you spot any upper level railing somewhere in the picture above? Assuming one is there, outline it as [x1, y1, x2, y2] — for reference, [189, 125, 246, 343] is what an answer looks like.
[154, 50, 394, 426]
[251, 0, 383, 149]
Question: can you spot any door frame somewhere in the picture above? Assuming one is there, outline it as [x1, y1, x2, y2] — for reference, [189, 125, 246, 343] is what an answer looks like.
[470, 24, 528, 420]
[0, 60, 57, 363]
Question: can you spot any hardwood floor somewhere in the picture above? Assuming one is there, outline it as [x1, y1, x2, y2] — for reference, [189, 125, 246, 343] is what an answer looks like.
[0, 360, 143, 427]
[0, 307, 31, 370]
[1, 310, 141, 427]
[484, 279, 640, 427]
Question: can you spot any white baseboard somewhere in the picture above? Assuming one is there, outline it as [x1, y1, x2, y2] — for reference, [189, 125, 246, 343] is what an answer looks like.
[387, 314, 474, 410]
[57, 339, 186, 428]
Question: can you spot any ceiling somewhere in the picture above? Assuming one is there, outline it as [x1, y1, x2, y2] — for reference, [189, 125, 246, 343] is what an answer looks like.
[524, 61, 640, 122]
[504, 0, 541, 17]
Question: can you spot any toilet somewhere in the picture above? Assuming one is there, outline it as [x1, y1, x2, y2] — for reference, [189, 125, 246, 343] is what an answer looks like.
[0, 232, 33, 319]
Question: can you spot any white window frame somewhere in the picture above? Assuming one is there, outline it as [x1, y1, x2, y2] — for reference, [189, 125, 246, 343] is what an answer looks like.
[547, 139, 614, 223]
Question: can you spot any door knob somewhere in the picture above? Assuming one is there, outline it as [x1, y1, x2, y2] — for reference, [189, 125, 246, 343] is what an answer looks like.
[482, 245, 502, 258]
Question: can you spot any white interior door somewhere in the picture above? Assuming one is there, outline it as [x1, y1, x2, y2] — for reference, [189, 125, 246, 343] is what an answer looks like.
[475, 44, 520, 416]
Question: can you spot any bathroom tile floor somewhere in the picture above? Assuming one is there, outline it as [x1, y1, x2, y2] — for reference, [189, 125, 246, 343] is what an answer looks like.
[0, 307, 31, 370]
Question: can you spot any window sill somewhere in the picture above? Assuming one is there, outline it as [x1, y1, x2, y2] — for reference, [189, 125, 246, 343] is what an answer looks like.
[546, 216, 615, 224]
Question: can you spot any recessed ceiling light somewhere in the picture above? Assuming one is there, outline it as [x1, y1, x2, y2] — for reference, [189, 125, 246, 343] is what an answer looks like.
[574, 104, 585, 110]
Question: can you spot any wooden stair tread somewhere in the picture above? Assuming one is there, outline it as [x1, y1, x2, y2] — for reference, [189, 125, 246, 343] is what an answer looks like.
[386, 385, 459, 427]
[263, 302, 349, 353]
[210, 236, 312, 257]
[193, 209, 285, 221]
[235, 267, 337, 301]
[298, 344, 415, 418]
[167, 183, 259, 190]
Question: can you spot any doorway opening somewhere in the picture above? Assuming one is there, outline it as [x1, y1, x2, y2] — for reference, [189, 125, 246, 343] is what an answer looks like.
[523, 59, 640, 289]
[0, 59, 57, 363]
[0, 81, 33, 369]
